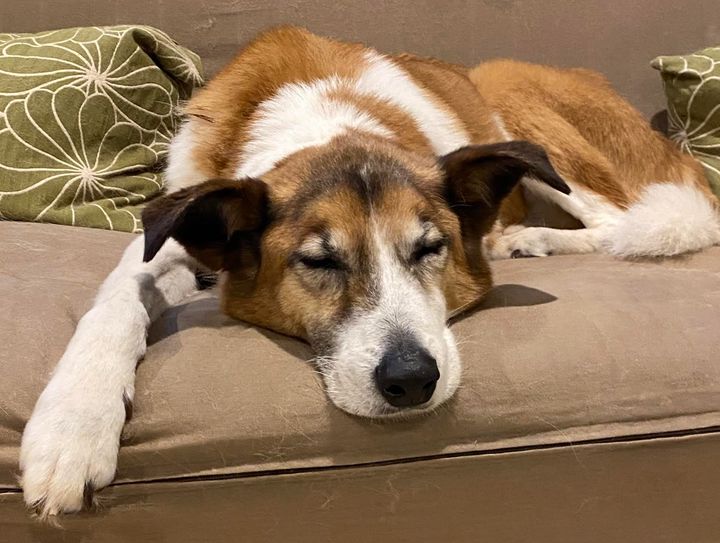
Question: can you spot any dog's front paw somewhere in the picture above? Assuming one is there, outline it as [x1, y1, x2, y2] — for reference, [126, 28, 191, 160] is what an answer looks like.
[19, 381, 130, 517]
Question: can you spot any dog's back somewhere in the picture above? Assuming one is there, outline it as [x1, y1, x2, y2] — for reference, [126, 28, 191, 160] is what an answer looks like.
[469, 59, 719, 257]
[471, 59, 711, 201]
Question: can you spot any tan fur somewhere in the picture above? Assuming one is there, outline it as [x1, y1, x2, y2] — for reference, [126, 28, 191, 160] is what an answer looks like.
[469, 60, 715, 208]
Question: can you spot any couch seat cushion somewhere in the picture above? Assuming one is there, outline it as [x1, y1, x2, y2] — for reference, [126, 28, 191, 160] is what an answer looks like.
[1, 221, 719, 488]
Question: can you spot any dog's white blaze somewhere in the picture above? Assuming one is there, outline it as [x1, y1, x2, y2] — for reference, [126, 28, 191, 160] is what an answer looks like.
[235, 78, 394, 179]
[359, 52, 471, 155]
[325, 220, 461, 417]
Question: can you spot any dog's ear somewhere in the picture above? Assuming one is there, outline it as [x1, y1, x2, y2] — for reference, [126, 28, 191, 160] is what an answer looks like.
[441, 141, 569, 215]
[440, 141, 569, 270]
[141, 178, 269, 271]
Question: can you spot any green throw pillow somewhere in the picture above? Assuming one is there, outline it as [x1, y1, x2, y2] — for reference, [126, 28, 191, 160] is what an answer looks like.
[0, 26, 203, 232]
[652, 47, 720, 199]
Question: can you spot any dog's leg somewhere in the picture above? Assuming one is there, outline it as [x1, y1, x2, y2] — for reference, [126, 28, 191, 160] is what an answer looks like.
[486, 173, 623, 259]
[482, 89, 632, 259]
[487, 225, 602, 259]
[20, 236, 198, 517]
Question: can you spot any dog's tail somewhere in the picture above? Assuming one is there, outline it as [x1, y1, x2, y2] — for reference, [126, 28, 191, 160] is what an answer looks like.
[606, 182, 720, 258]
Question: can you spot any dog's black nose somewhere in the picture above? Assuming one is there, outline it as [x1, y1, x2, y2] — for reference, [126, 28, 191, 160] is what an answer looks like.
[375, 342, 440, 408]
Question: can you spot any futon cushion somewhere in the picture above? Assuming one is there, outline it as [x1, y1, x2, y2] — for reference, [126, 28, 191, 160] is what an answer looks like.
[1, 221, 719, 488]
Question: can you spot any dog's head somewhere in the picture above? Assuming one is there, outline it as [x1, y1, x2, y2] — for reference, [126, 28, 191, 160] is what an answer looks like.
[143, 135, 568, 417]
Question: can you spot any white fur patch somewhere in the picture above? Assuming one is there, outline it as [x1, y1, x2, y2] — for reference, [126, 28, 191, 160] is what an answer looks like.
[20, 237, 198, 516]
[165, 120, 208, 193]
[522, 177, 624, 230]
[233, 53, 472, 179]
[357, 52, 471, 155]
[235, 78, 394, 179]
[324, 220, 461, 417]
[169, 52, 472, 188]
[606, 183, 720, 257]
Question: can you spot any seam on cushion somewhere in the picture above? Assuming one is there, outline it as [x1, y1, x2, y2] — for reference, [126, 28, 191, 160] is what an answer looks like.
[6, 412, 717, 492]
[2, 424, 719, 493]
[65, 425, 720, 491]
[123, 410, 720, 480]
[106, 424, 720, 486]
[507, 410, 720, 450]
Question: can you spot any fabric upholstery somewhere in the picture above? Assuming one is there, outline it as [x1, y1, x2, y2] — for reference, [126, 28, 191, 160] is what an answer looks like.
[2, 221, 719, 490]
[3, 433, 720, 542]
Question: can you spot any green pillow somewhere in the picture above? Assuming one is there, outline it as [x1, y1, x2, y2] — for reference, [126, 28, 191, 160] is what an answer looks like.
[0, 26, 203, 232]
[652, 47, 720, 199]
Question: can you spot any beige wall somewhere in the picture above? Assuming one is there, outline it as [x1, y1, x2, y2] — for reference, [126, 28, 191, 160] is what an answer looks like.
[2, 0, 719, 116]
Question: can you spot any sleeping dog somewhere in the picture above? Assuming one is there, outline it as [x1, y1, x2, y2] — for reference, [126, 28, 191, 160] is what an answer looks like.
[20, 26, 719, 517]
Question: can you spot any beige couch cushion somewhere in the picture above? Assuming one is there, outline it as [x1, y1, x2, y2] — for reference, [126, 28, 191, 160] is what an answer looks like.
[1, 221, 719, 488]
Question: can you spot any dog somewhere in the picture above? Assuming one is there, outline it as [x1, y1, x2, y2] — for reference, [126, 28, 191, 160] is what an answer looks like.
[19, 26, 720, 517]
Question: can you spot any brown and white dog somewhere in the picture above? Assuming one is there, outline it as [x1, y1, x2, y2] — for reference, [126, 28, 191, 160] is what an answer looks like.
[20, 26, 720, 517]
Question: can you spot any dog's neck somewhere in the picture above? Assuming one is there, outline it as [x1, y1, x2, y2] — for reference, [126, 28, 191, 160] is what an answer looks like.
[173, 27, 504, 194]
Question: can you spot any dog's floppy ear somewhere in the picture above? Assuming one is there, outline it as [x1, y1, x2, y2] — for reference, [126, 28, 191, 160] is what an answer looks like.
[441, 141, 569, 213]
[440, 141, 569, 271]
[141, 178, 269, 271]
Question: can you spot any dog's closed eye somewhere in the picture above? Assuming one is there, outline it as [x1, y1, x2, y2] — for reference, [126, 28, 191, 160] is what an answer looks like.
[410, 223, 448, 266]
[298, 254, 345, 271]
[412, 239, 447, 262]
[293, 232, 348, 273]
[292, 249, 347, 292]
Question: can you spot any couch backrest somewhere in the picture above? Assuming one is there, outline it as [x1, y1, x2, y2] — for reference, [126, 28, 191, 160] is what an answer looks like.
[2, 0, 718, 116]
